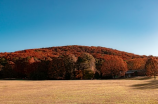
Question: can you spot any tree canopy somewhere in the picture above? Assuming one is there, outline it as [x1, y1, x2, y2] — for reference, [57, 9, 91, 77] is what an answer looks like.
[0, 45, 151, 80]
[145, 58, 158, 79]
[101, 55, 128, 78]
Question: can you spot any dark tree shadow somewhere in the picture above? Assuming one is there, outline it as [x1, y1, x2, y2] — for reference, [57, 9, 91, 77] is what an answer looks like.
[131, 80, 158, 89]
[133, 77, 153, 80]
[124, 76, 153, 80]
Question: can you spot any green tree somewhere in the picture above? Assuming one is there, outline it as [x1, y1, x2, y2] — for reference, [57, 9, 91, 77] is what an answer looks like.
[63, 54, 77, 79]
[77, 53, 96, 79]
[0, 64, 4, 78]
[2, 63, 17, 78]
[0, 58, 8, 66]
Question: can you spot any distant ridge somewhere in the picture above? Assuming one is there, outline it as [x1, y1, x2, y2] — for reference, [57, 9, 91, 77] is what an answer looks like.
[0, 45, 147, 61]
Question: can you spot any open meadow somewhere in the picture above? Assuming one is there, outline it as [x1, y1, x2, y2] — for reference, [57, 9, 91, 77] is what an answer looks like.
[0, 77, 158, 104]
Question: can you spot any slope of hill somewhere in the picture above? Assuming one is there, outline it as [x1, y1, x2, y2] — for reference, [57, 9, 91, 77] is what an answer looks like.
[0, 45, 147, 60]
[0, 45, 150, 80]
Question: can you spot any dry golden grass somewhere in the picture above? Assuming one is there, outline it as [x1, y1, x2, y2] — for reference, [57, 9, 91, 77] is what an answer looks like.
[0, 77, 158, 104]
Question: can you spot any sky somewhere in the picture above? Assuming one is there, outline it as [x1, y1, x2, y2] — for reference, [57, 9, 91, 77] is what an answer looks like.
[0, 0, 158, 56]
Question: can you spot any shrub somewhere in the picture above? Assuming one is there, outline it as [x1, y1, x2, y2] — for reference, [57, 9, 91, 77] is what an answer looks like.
[83, 70, 94, 79]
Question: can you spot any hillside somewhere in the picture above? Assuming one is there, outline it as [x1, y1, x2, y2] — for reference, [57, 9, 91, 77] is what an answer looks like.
[0, 45, 147, 60]
[0, 45, 152, 80]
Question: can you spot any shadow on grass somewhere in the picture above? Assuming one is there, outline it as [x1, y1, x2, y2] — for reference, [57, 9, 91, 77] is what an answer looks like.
[131, 80, 158, 89]
[124, 76, 153, 80]
[135, 77, 153, 80]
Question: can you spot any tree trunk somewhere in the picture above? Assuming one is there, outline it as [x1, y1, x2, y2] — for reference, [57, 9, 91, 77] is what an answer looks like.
[154, 75, 156, 80]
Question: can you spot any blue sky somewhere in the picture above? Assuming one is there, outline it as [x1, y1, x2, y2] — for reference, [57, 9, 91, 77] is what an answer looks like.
[0, 0, 158, 56]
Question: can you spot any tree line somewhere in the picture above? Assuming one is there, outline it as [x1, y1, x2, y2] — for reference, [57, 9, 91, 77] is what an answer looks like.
[0, 45, 157, 80]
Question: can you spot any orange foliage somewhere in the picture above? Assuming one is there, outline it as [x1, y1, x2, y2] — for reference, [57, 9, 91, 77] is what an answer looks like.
[145, 58, 158, 79]
[0, 45, 150, 79]
[127, 58, 147, 70]
[101, 55, 128, 78]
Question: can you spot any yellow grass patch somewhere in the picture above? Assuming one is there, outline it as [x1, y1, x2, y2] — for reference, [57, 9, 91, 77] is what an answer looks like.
[0, 78, 158, 104]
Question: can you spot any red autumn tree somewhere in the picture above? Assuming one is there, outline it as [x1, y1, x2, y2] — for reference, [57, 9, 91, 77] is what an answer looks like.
[145, 58, 158, 79]
[48, 57, 66, 79]
[127, 58, 147, 70]
[101, 55, 127, 78]
[14, 59, 27, 78]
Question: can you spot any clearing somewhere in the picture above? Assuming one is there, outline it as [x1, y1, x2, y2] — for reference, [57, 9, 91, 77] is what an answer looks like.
[0, 77, 158, 104]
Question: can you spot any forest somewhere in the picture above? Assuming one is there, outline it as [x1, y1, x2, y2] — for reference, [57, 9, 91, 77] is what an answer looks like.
[0, 45, 157, 80]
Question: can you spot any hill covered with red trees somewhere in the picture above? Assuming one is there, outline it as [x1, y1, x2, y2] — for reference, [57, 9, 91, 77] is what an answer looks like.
[0, 45, 156, 80]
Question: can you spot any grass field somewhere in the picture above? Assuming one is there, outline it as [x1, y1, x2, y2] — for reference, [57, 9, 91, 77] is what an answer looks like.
[0, 77, 158, 104]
